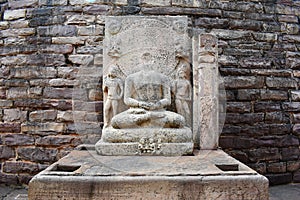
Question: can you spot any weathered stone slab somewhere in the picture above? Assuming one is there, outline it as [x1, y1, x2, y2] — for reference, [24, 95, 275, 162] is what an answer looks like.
[8, 0, 38, 9]
[70, 0, 126, 6]
[39, 0, 67, 6]
[141, 7, 222, 16]
[66, 15, 95, 25]
[17, 147, 58, 162]
[52, 36, 85, 45]
[97, 16, 193, 156]
[78, 25, 103, 36]
[21, 122, 65, 133]
[29, 110, 57, 122]
[2, 134, 34, 146]
[29, 150, 269, 199]
[29, 16, 66, 27]
[193, 34, 219, 149]
[37, 25, 77, 37]
[49, 79, 77, 87]
[68, 55, 93, 65]
[3, 9, 26, 20]
[3, 109, 27, 122]
[141, 0, 171, 6]
[0, 28, 35, 38]
[0, 145, 15, 159]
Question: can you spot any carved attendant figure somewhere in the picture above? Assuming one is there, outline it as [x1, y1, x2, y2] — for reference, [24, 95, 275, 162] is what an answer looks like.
[103, 66, 124, 128]
[174, 67, 192, 127]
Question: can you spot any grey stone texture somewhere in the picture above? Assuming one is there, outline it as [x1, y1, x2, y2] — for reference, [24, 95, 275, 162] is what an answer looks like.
[5, 183, 300, 200]
[0, 0, 299, 186]
[28, 150, 269, 199]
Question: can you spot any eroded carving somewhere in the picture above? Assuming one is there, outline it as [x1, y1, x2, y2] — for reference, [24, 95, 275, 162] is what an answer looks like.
[96, 16, 193, 156]
[200, 34, 217, 49]
[107, 20, 121, 35]
[108, 39, 121, 58]
[193, 33, 219, 150]
[173, 64, 192, 127]
[138, 138, 162, 154]
[173, 20, 187, 34]
[111, 57, 185, 129]
[103, 65, 124, 128]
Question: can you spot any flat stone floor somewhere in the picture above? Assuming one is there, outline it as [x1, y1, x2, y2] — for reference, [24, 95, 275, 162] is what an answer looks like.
[269, 183, 300, 200]
[0, 183, 299, 200]
[0, 186, 27, 200]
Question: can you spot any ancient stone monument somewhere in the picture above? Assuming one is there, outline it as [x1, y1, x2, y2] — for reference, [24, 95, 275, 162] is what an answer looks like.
[95, 16, 193, 156]
[29, 16, 269, 200]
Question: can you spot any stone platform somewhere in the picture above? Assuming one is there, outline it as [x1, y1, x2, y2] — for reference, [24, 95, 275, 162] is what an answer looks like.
[96, 127, 194, 156]
[28, 149, 269, 199]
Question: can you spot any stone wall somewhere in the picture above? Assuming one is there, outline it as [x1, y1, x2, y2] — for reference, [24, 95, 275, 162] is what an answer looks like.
[0, 0, 299, 185]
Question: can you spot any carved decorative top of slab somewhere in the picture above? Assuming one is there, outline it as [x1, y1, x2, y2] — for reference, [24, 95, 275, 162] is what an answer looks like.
[104, 16, 190, 78]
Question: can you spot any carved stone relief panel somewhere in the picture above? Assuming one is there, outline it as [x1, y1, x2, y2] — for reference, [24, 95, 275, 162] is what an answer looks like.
[96, 16, 193, 156]
[103, 16, 191, 128]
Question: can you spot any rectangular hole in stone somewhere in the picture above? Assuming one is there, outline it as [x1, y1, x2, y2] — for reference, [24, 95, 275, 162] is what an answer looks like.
[51, 164, 81, 172]
[215, 164, 239, 171]
[76, 144, 95, 151]
[184, 152, 195, 156]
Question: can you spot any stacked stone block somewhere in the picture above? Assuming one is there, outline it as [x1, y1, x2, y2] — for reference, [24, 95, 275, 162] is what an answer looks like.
[0, 0, 299, 185]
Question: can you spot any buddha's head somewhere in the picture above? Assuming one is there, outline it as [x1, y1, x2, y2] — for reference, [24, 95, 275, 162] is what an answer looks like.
[140, 52, 155, 71]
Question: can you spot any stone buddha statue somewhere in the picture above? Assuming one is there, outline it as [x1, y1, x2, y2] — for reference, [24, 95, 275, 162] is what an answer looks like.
[96, 17, 194, 156]
[111, 59, 186, 129]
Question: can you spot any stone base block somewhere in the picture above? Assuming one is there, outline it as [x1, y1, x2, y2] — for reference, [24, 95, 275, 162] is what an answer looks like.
[101, 127, 193, 143]
[29, 149, 269, 200]
[95, 141, 194, 156]
[96, 127, 194, 156]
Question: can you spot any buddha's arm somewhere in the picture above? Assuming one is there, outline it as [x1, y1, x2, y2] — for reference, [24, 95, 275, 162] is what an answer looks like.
[123, 78, 148, 108]
[124, 79, 138, 107]
[151, 84, 171, 110]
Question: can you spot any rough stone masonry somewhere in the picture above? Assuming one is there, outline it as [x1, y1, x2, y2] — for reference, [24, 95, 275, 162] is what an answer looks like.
[0, 0, 299, 185]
